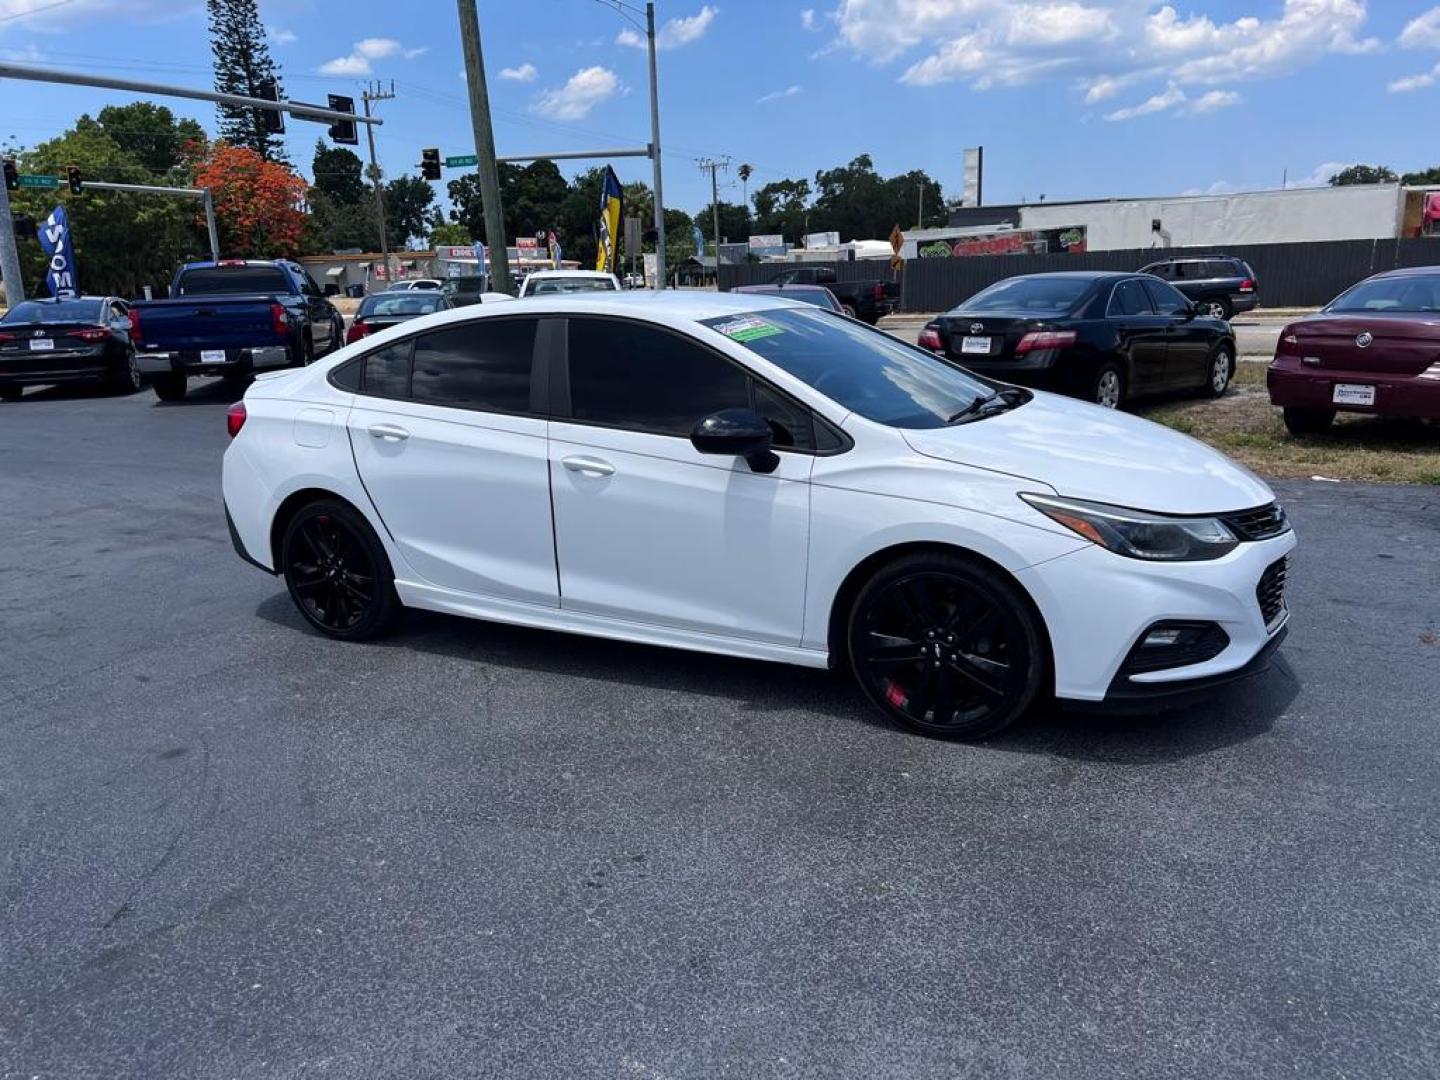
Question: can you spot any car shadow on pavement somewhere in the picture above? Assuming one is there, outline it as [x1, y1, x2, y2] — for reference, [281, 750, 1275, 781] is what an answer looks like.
[255, 593, 1298, 758]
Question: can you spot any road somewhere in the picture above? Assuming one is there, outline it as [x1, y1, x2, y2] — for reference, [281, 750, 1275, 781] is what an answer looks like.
[881, 312, 1294, 358]
[2, 384, 1438, 1079]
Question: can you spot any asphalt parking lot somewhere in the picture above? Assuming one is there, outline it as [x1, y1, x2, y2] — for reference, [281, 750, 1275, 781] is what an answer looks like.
[3, 382, 1439, 1079]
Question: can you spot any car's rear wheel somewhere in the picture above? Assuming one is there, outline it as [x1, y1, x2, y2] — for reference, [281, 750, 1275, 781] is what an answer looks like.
[1283, 406, 1335, 435]
[108, 348, 142, 395]
[841, 302, 858, 319]
[281, 500, 400, 640]
[0, 385, 23, 403]
[847, 554, 1045, 740]
[1204, 346, 1234, 397]
[1201, 297, 1231, 319]
[152, 372, 187, 402]
[1091, 362, 1126, 409]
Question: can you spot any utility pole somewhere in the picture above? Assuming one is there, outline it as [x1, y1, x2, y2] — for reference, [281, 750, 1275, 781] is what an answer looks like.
[362, 81, 394, 286]
[645, 2, 667, 289]
[916, 179, 924, 229]
[698, 156, 729, 290]
[0, 167, 25, 305]
[456, 0, 511, 294]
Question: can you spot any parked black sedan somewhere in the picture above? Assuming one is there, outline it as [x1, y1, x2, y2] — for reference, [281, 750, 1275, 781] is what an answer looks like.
[919, 272, 1236, 409]
[344, 291, 452, 344]
[0, 296, 141, 401]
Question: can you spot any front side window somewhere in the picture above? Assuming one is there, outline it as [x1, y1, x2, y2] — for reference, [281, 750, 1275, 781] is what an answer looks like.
[410, 319, 537, 413]
[567, 317, 749, 435]
[1142, 278, 1190, 316]
[700, 307, 993, 429]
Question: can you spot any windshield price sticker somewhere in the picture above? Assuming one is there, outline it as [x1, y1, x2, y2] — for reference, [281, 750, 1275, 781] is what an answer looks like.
[712, 316, 783, 343]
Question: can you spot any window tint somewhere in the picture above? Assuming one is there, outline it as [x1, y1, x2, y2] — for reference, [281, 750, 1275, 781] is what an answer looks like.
[176, 266, 290, 296]
[410, 319, 536, 413]
[955, 276, 1091, 314]
[3, 299, 103, 323]
[754, 382, 814, 451]
[1142, 278, 1190, 315]
[330, 357, 362, 391]
[568, 317, 749, 435]
[362, 340, 411, 397]
[1108, 280, 1153, 317]
[1328, 275, 1440, 313]
[1202, 260, 1235, 278]
[1140, 263, 1167, 279]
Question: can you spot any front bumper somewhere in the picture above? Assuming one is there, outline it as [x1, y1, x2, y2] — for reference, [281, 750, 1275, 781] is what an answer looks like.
[1268, 360, 1440, 421]
[1015, 529, 1297, 703]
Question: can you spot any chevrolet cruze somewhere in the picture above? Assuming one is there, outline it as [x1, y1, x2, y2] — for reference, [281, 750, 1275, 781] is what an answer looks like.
[222, 292, 1295, 739]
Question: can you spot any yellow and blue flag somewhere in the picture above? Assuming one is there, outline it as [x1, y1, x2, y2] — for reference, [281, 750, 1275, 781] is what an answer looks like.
[595, 166, 623, 273]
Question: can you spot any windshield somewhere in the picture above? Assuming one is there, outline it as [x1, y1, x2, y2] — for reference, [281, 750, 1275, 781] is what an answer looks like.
[953, 276, 1092, 314]
[176, 266, 290, 296]
[2, 299, 103, 323]
[700, 307, 994, 429]
[528, 277, 616, 294]
[358, 294, 445, 317]
[1328, 275, 1440, 313]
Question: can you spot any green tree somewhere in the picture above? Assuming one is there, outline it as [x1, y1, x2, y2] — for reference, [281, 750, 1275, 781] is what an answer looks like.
[11, 125, 203, 296]
[428, 221, 471, 247]
[663, 207, 696, 272]
[1329, 164, 1398, 186]
[696, 200, 750, 244]
[85, 102, 206, 177]
[308, 192, 378, 252]
[446, 159, 569, 246]
[1401, 166, 1440, 185]
[311, 140, 366, 205]
[207, 0, 287, 161]
[885, 169, 947, 229]
[384, 174, 435, 248]
[751, 177, 811, 241]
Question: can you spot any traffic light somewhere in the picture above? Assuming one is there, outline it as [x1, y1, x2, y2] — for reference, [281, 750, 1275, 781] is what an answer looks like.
[66, 165, 82, 194]
[256, 76, 285, 134]
[420, 148, 441, 181]
[327, 94, 358, 145]
[3, 158, 15, 191]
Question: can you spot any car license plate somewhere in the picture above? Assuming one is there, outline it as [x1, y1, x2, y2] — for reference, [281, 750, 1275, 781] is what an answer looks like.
[961, 336, 991, 355]
[200, 349, 227, 364]
[1332, 383, 1375, 406]
[29, 338, 54, 351]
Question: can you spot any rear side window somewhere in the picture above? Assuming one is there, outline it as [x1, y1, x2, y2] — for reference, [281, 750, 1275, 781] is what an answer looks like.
[1203, 260, 1237, 278]
[1108, 280, 1154, 317]
[362, 340, 411, 397]
[410, 319, 537, 413]
[567, 317, 749, 436]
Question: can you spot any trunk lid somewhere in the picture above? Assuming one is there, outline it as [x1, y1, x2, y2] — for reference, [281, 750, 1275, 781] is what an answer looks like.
[933, 313, 1040, 363]
[0, 321, 108, 357]
[1288, 313, 1440, 377]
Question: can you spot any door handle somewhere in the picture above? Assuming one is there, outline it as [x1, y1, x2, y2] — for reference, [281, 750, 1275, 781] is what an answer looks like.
[561, 455, 615, 477]
[367, 423, 410, 442]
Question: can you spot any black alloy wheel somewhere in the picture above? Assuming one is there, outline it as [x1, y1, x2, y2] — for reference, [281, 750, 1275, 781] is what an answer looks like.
[848, 554, 1045, 739]
[109, 347, 142, 394]
[281, 500, 400, 640]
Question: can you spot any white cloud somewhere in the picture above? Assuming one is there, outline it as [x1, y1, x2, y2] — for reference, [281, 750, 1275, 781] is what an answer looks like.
[617, 5, 716, 50]
[801, 8, 817, 31]
[319, 37, 424, 76]
[1400, 7, 1440, 50]
[1286, 161, 1354, 188]
[533, 66, 622, 120]
[0, 0, 178, 33]
[1104, 83, 1186, 121]
[500, 62, 538, 82]
[756, 84, 802, 104]
[1390, 62, 1440, 92]
[268, 25, 296, 45]
[1190, 88, 1241, 112]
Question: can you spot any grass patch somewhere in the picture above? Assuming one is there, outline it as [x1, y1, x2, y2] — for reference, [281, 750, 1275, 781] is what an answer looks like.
[1140, 367, 1440, 485]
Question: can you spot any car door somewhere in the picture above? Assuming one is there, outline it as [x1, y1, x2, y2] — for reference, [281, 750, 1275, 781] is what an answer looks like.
[1142, 278, 1211, 388]
[547, 314, 813, 645]
[1106, 278, 1169, 393]
[345, 315, 559, 605]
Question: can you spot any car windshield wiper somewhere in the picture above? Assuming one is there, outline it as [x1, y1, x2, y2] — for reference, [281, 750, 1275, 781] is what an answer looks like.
[947, 387, 1029, 425]
[948, 393, 998, 424]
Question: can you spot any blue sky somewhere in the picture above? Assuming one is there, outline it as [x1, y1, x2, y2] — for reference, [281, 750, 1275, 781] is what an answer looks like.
[2, 0, 1437, 232]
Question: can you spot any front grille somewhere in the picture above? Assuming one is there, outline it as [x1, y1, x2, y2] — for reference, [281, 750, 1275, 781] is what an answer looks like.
[1222, 502, 1290, 541]
[1256, 557, 1289, 628]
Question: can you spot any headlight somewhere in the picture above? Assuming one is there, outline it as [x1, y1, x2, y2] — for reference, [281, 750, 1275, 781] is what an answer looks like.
[1021, 493, 1239, 561]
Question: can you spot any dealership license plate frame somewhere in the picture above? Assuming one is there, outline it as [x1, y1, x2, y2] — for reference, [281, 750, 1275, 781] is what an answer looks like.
[200, 349, 227, 364]
[29, 338, 54, 352]
[960, 335, 991, 355]
[1332, 383, 1375, 407]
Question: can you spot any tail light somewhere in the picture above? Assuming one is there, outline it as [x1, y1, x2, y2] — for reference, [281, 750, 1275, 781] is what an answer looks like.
[67, 327, 109, 341]
[1274, 326, 1301, 358]
[918, 327, 943, 351]
[270, 302, 288, 337]
[1238, 278, 1255, 293]
[0, 333, 14, 344]
[873, 283, 885, 300]
[345, 319, 370, 344]
[128, 307, 142, 340]
[1015, 330, 1077, 355]
[226, 401, 247, 438]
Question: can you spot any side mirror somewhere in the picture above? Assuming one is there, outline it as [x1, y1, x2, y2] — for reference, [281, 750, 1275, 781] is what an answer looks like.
[690, 408, 778, 473]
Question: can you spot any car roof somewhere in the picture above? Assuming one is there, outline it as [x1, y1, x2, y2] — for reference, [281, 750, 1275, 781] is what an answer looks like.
[999, 271, 1134, 282]
[734, 283, 830, 292]
[1372, 265, 1440, 279]
[526, 269, 614, 279]
[363, 289, 809, 329]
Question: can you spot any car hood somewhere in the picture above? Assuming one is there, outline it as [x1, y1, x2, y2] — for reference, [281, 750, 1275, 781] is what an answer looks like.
[901, 390, 1274, 514]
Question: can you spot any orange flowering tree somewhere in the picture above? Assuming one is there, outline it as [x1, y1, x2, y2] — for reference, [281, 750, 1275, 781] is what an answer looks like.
[194, 141, 309, 257]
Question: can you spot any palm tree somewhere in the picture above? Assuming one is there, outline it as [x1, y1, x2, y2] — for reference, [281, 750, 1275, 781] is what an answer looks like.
[738, 163, 752, 215]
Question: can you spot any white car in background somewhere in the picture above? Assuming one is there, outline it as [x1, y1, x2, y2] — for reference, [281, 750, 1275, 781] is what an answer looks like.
[518, 270, 621, 297]
[384, 279, 444, 292]
[222, 292, 1294, 739]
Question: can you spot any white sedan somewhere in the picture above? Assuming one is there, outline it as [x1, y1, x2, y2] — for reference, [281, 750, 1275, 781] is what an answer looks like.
[222, 292, 1295, 738]
[518, 270, 621, 297]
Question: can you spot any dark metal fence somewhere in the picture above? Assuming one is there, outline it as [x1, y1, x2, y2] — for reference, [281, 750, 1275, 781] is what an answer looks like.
[718, 237, 1440, 312]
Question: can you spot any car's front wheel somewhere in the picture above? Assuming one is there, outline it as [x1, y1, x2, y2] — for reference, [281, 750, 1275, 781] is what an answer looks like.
[847, 553, 1046, 740]
[1283, 406, 1335, 435]
[281, 499, 401, 640]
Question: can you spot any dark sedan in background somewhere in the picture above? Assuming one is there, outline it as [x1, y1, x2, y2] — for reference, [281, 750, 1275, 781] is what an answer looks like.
[1268, 266, 1440, 433]
[920, 272, 1237, 409]
[0, 296, 141, 401]
[344, 291, 451, 344]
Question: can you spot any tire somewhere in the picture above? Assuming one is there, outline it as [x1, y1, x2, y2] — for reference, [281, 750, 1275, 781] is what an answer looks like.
[1201, 297, 1231, 320]
[330, 316, 345, 354]
[841, 303, 859, 319]
[0, 385, 23, 403]
[293, 334, 314, 368]
[1203, 345, 1234, 398]
[152, 372, 188, 402]
[847, 552, 1046, 740]
[1283, 406, 1335, 435]
[108, 348, 143, 395]
[280, 499, 401, 641]
[1090, 361, 1126, 409]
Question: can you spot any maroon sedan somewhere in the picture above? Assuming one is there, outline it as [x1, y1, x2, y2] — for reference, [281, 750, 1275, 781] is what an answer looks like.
[1268, 267, 1440, 434]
